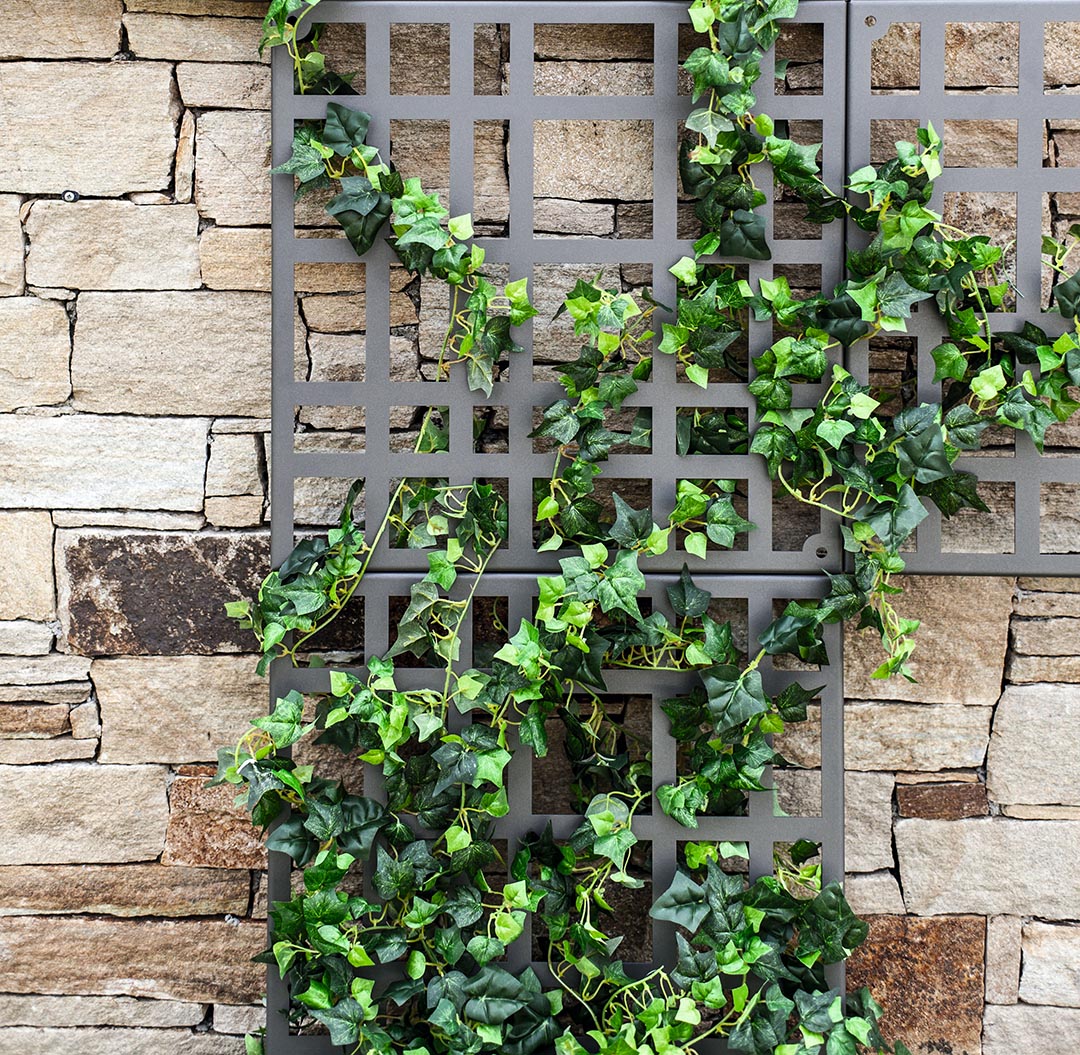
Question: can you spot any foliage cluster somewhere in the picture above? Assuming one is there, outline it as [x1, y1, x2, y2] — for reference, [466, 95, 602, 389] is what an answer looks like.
[219, 2, 1080, 1054]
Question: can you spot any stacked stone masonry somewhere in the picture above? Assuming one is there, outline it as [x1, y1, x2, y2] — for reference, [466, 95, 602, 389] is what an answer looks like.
[0, 6, 1078, 1054]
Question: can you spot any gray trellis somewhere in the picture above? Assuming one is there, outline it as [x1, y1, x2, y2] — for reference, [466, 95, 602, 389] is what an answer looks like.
[266, 2, 1080, 1049]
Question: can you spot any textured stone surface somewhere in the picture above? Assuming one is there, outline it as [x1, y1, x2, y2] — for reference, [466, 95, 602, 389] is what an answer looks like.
[943, 119, 1018, 168]
[175, 109, 195, 204]
[0, 703, 68, 738]
[26, 202, 200, 291]
[944, 21, 1019, 88]
[206, 435, 262, 497]
[0, 622, 53, 657]
[534, 121, 653, 201]
[535, 198, 615, 236]
[896, 819, 1080, 916]
[0, 917, 262, 1003]
[0, 2, 121, 59]
[871, 22, 921, 90]
[987, 685, 1080, 806]
[0, 864, 248, 917]
[205, 496, 263, 528]
[984, 915, 1021, 1005]
[0, 738, 95, 764]
[0, 1028, 243, 1055]
[844, 872, 905, 916]
[1046, 23, 1080, 87]
[199, 227, 271, 290]
[776, 702, 992, 771]
[983, 1006, 1080, 1054]
[848, 916, 985, 1055]
[73, 292, 270, 416]
[0, 764, 167, 864]
[533, 23, 652, 61]
[1012, 617, 1080, 655]
[195, 111, 271, 225]
[164, 771, 267, 869]
[0, 298, 71, 410]
[1008, 654, 1080, 683]
[177, 62, 270, 109]
[897, 782, 988, 819]
[125, 13, 262, 62]
[0, 513, 53, 621]
[0, 657, 90, 686]
[1019, 923, 1080, 1006]
[213, 1004, 264, 1034]
[0, 63, 178, 195]
[0, 195, 24, 295]
[0, 415, 208, 511]
[845, 576, 1014, 704]
[846, 772, 896, 873]
[58, 530, 268, 656]
[0, 994, 204, 1028]
[96, 656, 262, 764]
[534, 62, 653, 96]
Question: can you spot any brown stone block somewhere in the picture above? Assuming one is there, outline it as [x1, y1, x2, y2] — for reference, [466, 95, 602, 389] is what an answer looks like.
[0, 916, 263, 1003]
[57, 530, 269, 657]
[897, 782, 989, 820]
[0, 703, 69, 739]
[0, 864, 249, 917]
[847, 915, 986, 1055]
[164, 773, 267, 870]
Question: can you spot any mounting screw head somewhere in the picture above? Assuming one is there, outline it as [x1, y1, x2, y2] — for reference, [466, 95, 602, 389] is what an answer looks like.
[816, 546, 829, 559]
[865, 15, 877, 27]
[60, 190, 80, 203]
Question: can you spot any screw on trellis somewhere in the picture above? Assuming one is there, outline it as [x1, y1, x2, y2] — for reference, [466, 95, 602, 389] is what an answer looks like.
[60, 190, 79, 203]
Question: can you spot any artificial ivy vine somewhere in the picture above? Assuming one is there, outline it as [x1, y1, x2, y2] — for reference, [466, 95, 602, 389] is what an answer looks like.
[221, 2, 1080, 1054]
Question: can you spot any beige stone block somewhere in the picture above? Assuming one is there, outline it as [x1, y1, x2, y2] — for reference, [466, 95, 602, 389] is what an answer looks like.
[0, 657, 90, 685]
[896, 818, 1080, 916]
[0, 702, 68, 738]
[0, 513, 53, 621]
[0, 196, 24, 296]
[95, 656, 262, 765]
[845, 576, 1015, 705]
[164, 772, 266, 870]
[0, 1027, 243, 1055]
[871, 22, 920, 90]
[1020, 923, 1080, 1006]
[0, 63, 179, 195]
[308, 332, 365, 383]
[534, 120, 653, 201]
[533, 23, 652, 61]
[1046, 23, 1080, 87]
[535, 198, 615, 236]
[985, 915, 1022, 1004]
[843, 872, 905, 916]
[51, 511, 204, 531]
[1014, 590, 1080, 617]
[175, 110, 196, 204]
[0, 738, 95, 763]
[206, 434, 262, 497]
[776, 701, 991, 771]
[213, 1004, 265, 1034]
[1008, 654, 1080, 682]
[204, 496, 263, 529]
[1002, 804, 1080, 819]
[988, 685, 1080, 806]
[125, 13, 263, 62]
[0, 863, 248, 918]
[199, 227, 270, 290]
[0, 685, 88, 706]
[984, 1006, 1080, 1054]
[195, 110, 271, 225]
[942, 119, 1018, 168]
[128, 0, 264, 12]
[26, 201, 200, 290]
[0, 298, 70, 410]
[0, 621, 50, 658]
[0, 415, 208, 511]
[0, 764, 167, 864]
[0, 2, 121, 59]
[177, 62, 270, 110]
[295, 261, 367, 295]
[534, 62, 653, 96]
[945, 21, 1019, 89]
[0, 994, 205, 1028]
[68, 700, 100, 740]
[0, 916, 262, 1003]
[74, 292, 270, 416]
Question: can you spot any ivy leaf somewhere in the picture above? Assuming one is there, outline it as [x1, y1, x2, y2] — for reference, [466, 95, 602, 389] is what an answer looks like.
[1054, 270, 1080, 318]
[931, 341, 968, 383]
[686, 107, 735, 148]
[705, 497, 754, 548]
[667, 564, 711, 618]
[855, 485, 929, 550]
[322, 103, 372, 157]
[596, 550, 645, 621]
[720, 209, 772, 261]
[310, 999, 369, 1046]
[609, 494, 653, 548]
[462, 966, 529, 1024]
[701, 664, 769, 734]
[876, 271, 932, 319]
[650, 870, 710, 930]
[252, 690, 309, 749]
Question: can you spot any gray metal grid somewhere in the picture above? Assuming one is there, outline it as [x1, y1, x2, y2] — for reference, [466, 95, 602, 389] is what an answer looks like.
[269, 2, 848, 1049]
[848, 1, 1080, 573]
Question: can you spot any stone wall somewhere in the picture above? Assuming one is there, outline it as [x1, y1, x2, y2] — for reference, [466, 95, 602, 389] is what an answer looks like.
[0, 5, 1077, 1054]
